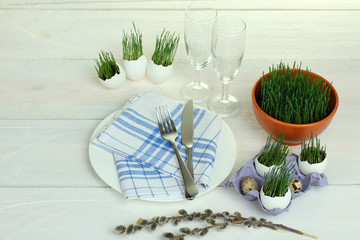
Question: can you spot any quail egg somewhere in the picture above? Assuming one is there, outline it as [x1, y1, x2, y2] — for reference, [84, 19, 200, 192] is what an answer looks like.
[240, 176, 259, 195]
[290, 179, 302, 193]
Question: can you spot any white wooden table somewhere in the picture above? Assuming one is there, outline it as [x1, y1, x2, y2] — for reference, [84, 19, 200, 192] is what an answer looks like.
[1, 1, 359, 239]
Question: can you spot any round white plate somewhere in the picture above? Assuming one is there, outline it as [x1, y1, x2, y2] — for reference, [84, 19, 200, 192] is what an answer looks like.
[88, 110, 237, 202]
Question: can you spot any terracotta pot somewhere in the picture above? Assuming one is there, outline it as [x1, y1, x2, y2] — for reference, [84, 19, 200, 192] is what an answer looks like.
[252, 69, 339, 145]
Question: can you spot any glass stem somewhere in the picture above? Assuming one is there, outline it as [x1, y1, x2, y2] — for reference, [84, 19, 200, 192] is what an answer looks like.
[221, 81, 230, 103]
[193, 69, 201, 89]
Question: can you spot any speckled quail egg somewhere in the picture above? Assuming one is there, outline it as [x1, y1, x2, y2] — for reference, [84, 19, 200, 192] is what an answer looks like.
[289, 179, 302, 193]
[240, 176, 259, 195]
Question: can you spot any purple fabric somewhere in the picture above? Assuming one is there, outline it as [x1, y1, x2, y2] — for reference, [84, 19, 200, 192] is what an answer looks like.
[225, 152, 328, 215]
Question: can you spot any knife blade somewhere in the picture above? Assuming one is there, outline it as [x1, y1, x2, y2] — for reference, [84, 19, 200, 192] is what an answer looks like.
[181, 100, 194, 179]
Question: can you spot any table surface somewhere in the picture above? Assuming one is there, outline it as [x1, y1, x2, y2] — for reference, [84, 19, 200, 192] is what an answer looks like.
[1, 0, 360, 239]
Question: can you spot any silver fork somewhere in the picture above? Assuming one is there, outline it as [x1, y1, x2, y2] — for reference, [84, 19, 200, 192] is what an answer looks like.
[155, 105, 199, 200]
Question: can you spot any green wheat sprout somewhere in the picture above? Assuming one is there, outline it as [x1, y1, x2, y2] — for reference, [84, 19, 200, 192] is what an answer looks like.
[94, 50, 120, 81]
[151, 29, 180, 67]
[300, 133, 326, 164]
[122, 22, 143, 61]
[258, 133, 289, 167]
[259, 62, 332, 124]
[263, 161, 295, 197]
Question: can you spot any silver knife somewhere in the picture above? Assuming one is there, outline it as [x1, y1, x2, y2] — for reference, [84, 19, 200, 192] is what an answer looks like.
[181, 100, 194, 179]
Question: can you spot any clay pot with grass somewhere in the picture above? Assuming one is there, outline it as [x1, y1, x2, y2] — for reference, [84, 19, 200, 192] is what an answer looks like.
[252, 62, 339, 145]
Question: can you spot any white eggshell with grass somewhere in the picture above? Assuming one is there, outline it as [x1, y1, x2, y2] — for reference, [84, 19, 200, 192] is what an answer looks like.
[98, 64, 126, 89]
[147, 60, 173, 84]
[254, 157, 283, 178]
[260, 187, 291, 210]
[298, 156, 328, 175]
[123, 55, 147, 81]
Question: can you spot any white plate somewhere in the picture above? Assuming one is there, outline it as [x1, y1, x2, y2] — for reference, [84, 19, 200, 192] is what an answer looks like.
[88, 110, 237, 202]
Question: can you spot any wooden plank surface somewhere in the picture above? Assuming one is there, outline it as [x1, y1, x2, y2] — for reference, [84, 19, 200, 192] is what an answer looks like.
[0, 187, 359, 240]
[0, 119, 358, 187]
[2, 0, 360, 10]
[0, 1, 359, 240]
[0, 10, 359, 60]
[1, 59, 359, 119]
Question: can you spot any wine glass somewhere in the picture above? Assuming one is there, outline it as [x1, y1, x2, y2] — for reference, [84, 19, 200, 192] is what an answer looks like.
[180, 3, 217, 102]
[208, 16, 246, 116]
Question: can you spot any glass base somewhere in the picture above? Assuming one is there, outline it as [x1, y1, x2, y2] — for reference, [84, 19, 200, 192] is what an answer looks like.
[207, 94, 240, 117]
[180, 81, 212, 103]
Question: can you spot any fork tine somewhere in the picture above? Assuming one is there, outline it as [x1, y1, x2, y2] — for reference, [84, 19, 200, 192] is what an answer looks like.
[160, 105, 170, 132]
[155, 107, 164, 133]
[165, 105, 177, 131]
[156, 105, 177, 133]
[161, 105, 171, 132]
[163, 105, 174, 132]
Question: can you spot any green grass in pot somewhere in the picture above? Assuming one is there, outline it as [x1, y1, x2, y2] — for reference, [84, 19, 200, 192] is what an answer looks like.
[300, 133, 326, 164]
[259, 62, 332, 124]
[94, 51, 120, 81]
[122, 22, 143, 61]
[151, 29, 180, 67]
[263, 161, 294, 197]
[258, 133, 289, 167]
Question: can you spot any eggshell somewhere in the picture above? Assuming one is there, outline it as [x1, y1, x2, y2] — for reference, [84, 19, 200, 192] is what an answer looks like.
[287, 146, 292, 156]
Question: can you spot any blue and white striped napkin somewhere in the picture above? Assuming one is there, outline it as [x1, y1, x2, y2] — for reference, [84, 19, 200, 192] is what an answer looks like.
[92, 92, 222, 199]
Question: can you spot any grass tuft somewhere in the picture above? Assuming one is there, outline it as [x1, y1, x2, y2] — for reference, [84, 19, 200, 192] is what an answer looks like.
[259, 62, 332, 124]
[258, 133, 289, 167]
[122, 22, 143, 61]
[300, 133, 326, 164]
[263, 161, 295, 197]
[151, 29, 180, 67]
[94, 50, 120, 81]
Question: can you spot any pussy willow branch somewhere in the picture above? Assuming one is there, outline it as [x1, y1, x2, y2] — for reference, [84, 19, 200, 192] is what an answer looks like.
[115, 209, 317, 239]
[170, 213, 317, 240]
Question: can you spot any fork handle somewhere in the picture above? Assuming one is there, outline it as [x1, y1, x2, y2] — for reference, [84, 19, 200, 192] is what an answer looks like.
[171, 142, 199, 198]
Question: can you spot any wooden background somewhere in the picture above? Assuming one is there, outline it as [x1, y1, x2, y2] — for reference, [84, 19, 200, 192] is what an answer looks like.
[1, 1, 359, 239]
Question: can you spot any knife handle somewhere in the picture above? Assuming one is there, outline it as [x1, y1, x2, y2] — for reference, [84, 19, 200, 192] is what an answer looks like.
[187, 147, 194, 179]
[170, 142, 199, 199]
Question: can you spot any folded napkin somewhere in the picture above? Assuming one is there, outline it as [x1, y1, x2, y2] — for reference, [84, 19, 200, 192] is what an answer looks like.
[92, 92, 222, 199]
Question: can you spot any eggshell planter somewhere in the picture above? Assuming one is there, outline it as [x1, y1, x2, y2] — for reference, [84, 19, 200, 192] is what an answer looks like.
[260, 187, 291, 211]
[147, 60, 173, 84]
[123, 55, 147, 81]
[254, 157, 282, 178]
[298, 155, 328, 175]
[98, 64, 126, 89]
